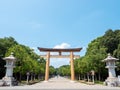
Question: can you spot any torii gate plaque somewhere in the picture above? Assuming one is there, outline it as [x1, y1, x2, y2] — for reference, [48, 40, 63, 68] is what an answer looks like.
[38, 47, 82, 81]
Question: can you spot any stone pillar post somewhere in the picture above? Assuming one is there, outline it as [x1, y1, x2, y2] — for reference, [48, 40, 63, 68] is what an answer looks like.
[108, 67, 116, 77]
[45, 52, 50, 81]
[70, 52, 75, 81]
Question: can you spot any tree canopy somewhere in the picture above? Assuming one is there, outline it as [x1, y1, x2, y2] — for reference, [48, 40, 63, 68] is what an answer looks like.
[74, 29, 120, 81]
[0, 37, 46, 81]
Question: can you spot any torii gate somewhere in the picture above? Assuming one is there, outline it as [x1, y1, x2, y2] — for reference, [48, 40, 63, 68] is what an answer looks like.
[38, 47, 82, 81]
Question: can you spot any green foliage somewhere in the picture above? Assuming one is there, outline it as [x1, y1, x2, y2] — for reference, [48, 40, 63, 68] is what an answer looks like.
[101, 29, 120, 54]
[58, 65, 70, 76]
[74, 29, 120, 81]
[0, 37, 46, 80]
[49, 66, 56, 75]
[5, 44, 46, 78]
[38, 58, 46, 75]
[0, 37, 18, 56]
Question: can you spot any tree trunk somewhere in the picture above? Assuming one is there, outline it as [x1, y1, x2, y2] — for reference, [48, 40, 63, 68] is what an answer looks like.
[87, 74, 90, 82]
[15, 73, 17, 80]
[95, 75, 97, 81]
[98, 72, 101, 81]
[19, 73, 22, 82]
[26, 75, 29, 84]
[82, 75, 84, 80]
[31, 75, 33, 81]
[34, 74, 35, 80]
[84, 74, 86, 80]
[78, 74, 80, 80]
[92, 75, 95, 84]
[38, 74, 39, 80]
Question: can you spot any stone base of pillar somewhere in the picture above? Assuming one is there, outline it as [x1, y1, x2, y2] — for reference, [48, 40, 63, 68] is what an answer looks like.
[70, 80, 76, 83]
[2, 76, 18, 86]
[0, 80, 4, 86]
[44, 80, 49, 82]
[104, 77, 120, 87]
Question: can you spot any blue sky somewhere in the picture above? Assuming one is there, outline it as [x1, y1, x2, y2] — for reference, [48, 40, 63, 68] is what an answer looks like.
[0, 0, 120, 67]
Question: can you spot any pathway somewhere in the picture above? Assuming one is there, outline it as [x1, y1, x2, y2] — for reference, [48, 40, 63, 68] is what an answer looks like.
[0, 76, 120, 90]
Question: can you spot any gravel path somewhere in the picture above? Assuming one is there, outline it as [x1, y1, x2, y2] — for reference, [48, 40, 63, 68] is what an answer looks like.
[0, 76, 120, 90]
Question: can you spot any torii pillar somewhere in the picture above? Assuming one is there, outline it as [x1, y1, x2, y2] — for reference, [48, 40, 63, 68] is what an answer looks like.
[70, 51, 75, 81]
[45, 52, 50, 81]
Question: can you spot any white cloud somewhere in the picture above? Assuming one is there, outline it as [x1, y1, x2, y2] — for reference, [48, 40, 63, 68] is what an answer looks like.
[50, 43, 71, 67]
[51, 43, 71, 55]
[50, 58, 70, 68]
[53, 43, 71, 49]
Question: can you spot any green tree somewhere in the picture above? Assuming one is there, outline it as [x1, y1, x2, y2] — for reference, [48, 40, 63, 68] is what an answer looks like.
[0, 37, 18, 56]
[5, 44, 43, 81]
[0, 37, 18, 78]
[49, 66, 56, 77]
[58, 65, 70, 76]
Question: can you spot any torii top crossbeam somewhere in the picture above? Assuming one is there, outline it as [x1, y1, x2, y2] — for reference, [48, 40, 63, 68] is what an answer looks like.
[38, 47, 82, 58]
[38, 47, 82, 52]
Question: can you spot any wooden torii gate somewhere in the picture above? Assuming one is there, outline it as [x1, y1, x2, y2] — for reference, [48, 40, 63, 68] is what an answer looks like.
[38, 47, 82, 81]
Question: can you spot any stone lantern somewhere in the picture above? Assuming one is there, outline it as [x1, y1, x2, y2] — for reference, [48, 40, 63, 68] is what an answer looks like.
[102, 54, 120, 86]
[2, 52, 17, 86]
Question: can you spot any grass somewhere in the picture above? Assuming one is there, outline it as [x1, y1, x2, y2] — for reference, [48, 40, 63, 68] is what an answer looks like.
[95, 80, 104, 85]
[19, 79, 43, 86]
[77, 80, 104, 85]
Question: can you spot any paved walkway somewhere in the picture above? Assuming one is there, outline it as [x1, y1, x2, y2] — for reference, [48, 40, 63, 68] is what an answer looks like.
[0, 76, 120, 90]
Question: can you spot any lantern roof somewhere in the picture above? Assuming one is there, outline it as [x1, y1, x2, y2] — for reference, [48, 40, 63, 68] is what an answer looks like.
[102, 53, 119, 62]
[3, 52, 16, 61]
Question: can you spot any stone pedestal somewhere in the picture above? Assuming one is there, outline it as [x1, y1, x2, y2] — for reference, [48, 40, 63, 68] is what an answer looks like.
[2, 76, 18, 86]
[0, 80, 4, 86]
[104, 77, 120, 87]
